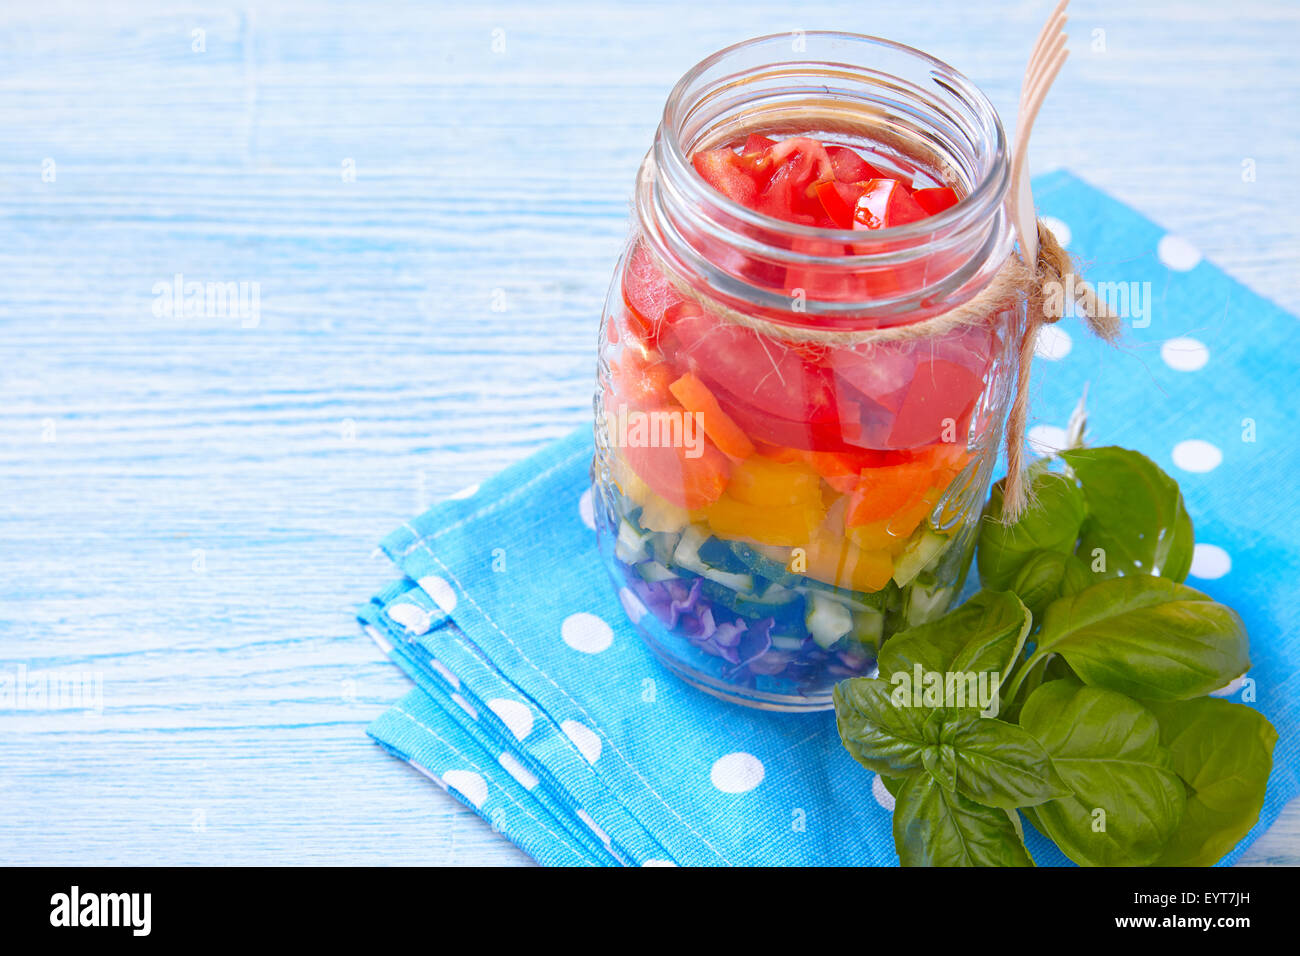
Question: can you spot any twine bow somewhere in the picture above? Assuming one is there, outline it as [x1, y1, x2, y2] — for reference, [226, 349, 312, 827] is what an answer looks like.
[1002, 220, 1119, 520]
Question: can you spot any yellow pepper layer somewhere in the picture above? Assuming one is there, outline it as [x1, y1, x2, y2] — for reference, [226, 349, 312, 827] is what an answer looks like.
[801, 534, 895, 593]
[726, 456, 822, 507]
[705, 493, 825, 547]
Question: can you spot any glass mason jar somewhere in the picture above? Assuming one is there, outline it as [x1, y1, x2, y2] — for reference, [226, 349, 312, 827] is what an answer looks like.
[592, 33, 1022, 711]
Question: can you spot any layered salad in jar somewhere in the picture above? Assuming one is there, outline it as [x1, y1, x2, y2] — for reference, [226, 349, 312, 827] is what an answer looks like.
[596, 133, 1010, 705]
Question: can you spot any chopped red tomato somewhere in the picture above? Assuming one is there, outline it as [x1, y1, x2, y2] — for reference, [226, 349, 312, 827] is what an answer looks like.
[755, 138, 834, 222]
[661, 304, 839, 426]
[830, 342, 917, 413]
[692, 148, 760, 206]
[813, 180, 866, 229]
[618, 421, 731, 510]
[825, 144, 892, 183]
[854, 178, 928, 230]
[633, 135, 998, 528]
[767, 137, 835, 181]
[886, 358, 985, 448]
[620, 241, 681, 346]
[912, 186, 959, 215]
[715, 394, 858, 452]
[611, 349, 676, 410]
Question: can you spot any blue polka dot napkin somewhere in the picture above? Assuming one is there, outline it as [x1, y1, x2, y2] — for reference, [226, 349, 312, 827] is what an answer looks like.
[360, 171, 1300, 866]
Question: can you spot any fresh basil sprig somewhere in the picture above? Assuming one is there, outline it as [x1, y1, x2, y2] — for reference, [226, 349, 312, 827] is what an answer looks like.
[833, 442, 1277, 867]
[834, 678, 1062, 805]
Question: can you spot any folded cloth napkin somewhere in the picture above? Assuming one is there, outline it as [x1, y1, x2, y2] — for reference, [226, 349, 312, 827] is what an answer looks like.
[361, 171, 1300, 866]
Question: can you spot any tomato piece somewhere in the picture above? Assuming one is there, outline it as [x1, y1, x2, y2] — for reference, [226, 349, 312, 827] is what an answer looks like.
[662, 305, 839, 425]
[767, 137, 835, 180]
[887, 358, 986, 448]
[813, 180, 866, 229]
[829, 341, 991, 452]
[756, 163, 818, 221]
[756, 138, 834, 222]
[705, 388, 854, 451]
[829, 341, 917, 413]
[853, 178, 928, 230]
[621, 242, 682, 345]
[612, 350, 676, 410]
[667, 371, 756, 461]
[782, 231, 860, 299]
[722, 136, 778, 190]
[692, 148, 760, 206]
[824, 144, 892, 184]
[618, 428, 730, 511]
[912, 186, 959, 215]
[931, 323, 998, 377]
[846, 460, 934, 526]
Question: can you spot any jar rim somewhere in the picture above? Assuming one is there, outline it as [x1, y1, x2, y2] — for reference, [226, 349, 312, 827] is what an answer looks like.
[658, 30, 1010, 245]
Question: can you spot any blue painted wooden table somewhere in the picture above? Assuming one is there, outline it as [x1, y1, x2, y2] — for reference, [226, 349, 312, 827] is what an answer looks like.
[2, 0, 1297, 865]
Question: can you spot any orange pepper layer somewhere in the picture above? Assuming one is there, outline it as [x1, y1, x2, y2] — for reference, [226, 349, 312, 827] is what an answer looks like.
[846, 446, 970, 528]
[668, 371, 756, 461]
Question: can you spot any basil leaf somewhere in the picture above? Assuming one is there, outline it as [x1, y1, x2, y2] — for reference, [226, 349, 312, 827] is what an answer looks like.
[1011, 550, 1069, 622]
[833, 678, 935, 778]
[1061, 446, 1194, 582]
[1020, 681, 1186, 866]
[1145, 698, 1278, 866]
[1033, 577, 1250, 701]
[1058, 554, 1095, 596]
[1000, 653, 1076, 723]
[893, 773, 1035, 867]
[877, 590, 1031, 709]
[1043, 654, 1077, 682]
[936, 711, 1070, 809]
[977, 470, 1086, 591]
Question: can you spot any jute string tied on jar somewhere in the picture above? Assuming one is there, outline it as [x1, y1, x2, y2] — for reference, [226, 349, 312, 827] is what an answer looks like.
[649, 218, 1119, 524]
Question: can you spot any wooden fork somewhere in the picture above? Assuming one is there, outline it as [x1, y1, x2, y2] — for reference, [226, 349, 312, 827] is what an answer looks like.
[1009, 0, 1071, 265]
